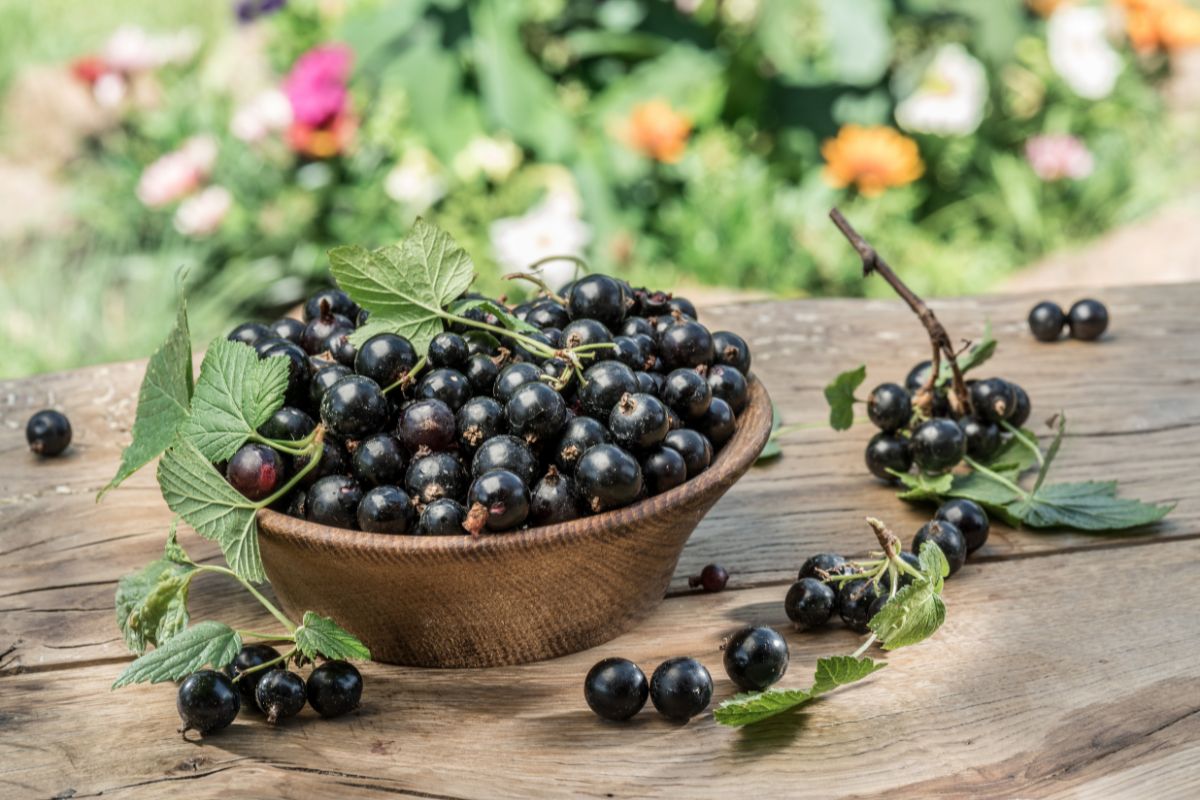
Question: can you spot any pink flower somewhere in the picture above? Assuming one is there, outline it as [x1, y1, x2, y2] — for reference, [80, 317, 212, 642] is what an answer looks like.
[174, 186, 232, 237]
[1024, 134, 1095, 181]
[136, 135, 218, 208]
[283, 45, 352, 128]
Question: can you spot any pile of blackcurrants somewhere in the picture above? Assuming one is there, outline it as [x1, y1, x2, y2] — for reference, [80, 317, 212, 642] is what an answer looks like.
[224, 274, 753, 535]
[177, 645, 363, 736]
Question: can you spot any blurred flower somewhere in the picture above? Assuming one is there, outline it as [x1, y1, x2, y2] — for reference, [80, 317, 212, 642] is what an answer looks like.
[895, 44, 988, 136]
[235, 0, 287, 24]
[384, 148, 447, 212]
[721, 0, 760, 25]
[93, 73, 128, 109]
[174, 186, 232, 236]
[490, 187, 592, 286]
[1025, 134, 1095, 180]
[103, 26, 200, 73]
[1047, 5, 1121, 99]
[136, 135, 218, 208]
[453, 135, 523, 183]
[821, 125, 924, 196]
[231, 89, 293, 142]
[1118, 0, 1200, 53]
[675, 0, 704, 13]
[621, 100, 692, 163]
[70, 56, 107, 85]
[284, 45, 352, 128]
[1026, 0, 1071, 16]
[288, 113, 356, 158]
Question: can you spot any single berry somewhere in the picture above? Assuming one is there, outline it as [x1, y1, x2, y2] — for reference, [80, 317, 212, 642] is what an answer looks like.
[913, 519, 967, 576]
[505, 382, 568, 444]
[910, 418, 966, 474]
[723, 626, 789, 692]
[609, 393, 670, 449]
[641, 445, 687, 495]
[799, 553, 847, 581]
[25, 409, 72, 457]
[255, 669, 306, 724]
[970, 378, 1017, 424]
[357, 485, 417, 534]
[579, 360, 638, 419]
[223, 643, 282, 709]
[472, 434, 538, 485]
[354, 333, 418, 387]
[406, 452, 466, 505]
[177, 670, 240, 736]
[258, 406, 316, 443]
[325, 330, 358, 368]
[300, 307, 353, 356]
[658, 320, 714, 370]
[688, 564, 729, 593]
[561, 318, 613, 350]
[668, 296, 698, 319]
[957, 416, 1001, 459]
[463, 329, 501, 356]
[226, 443, 287, 501]
[706, 365, 748, 415]
[427, 332, 469, 369]
[416, 368, 472, 411]
[711, 330, 751, 374]
[464, 353, 501, 396]
[575, 444, 643, 513]
[865, 433, 913, 480]
[294, 438, 348, 488]
[1028, 301, 1066, 342]
[611, 335, 650, 371]
[660, 368, 712, 422]
[259, 340, 311, 406]
[227, 322, 272, 347]
[529, 467, 581, 525]
[420, 498, 468, 535]
[785, 578, 836, 629]
[662, 429, 713, 478]
[466, 469, 530, 533]
[838, 579, 881, 633]
[310, 364, 351, 407]
[303, 288, 357, 322]
[526, 300, 570, 330]
[634, 371, 662, 395]
[1009, 384, 1032, 428]
[456, 396, 505, 452]
[1068, 298, 1108, 341]
[306, 475, 363, 528]
[584, 657, 648, 722]
[351, 433, 406, 487]
[553, 416, 612, 474]
[320, 376, 389, 440]
[934, 498, 990, 554]
[697, 397, 736, 449]
[867, 383, 912, 432]
[397, 399, 457, 452]
[619, 316, 656, 338]
[268, 317, 306, 346]
[649, 657, 712, 723]
[904, 360, 933, 393]
[493, 362, 543, 403]
[306, 660, 363, 718]
[568, 275, 627, 329]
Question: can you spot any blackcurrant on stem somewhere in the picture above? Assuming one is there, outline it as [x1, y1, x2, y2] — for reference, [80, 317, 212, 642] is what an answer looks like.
[434, 309, 559, 360]
[255, 433, 327, 510]
[1000, 421, 1045, 468]
[382, 356, 428, 395]
[829, 208, 972, 414]
[231, 647, 296, 682]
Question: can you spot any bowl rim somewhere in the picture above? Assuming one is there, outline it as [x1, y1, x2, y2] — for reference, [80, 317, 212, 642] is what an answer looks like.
[258, 377, 772, 556]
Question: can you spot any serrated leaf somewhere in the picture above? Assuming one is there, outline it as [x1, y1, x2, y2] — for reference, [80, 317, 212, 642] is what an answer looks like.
[157, 437, 264, 582]
[893, 470, 952, 502]
[100, 294, 192, 498]
[293, 612, 372, 661]
[916, 539, 950, 588]
[1013, 481, 1174, 530]
[867, 543, 947, 650]
[450, 297, 539, 334]
[984, 427, 1040, 477]
[825, 365, 866, 431]
[112, 621, 241, 688]
[811, 655, 887, 694]
[756, 405, 784, 464]
[180, 339, 290, 462]
[114, 555, 196, 655]
[715, 656, 885, 727]
[163, 519, 191, 565]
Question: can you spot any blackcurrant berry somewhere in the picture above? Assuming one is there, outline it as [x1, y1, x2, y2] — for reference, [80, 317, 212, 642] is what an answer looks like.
[561, 318, 613, 350]
[420, 498, 468, 535]
[553, 416, 612, 474]
[269, 317, 307, 347]
[619, 316, 655, 338]
[325, 330, 358, 368]
[459, 355, 497, 397]
[227, 322, 272, 347]
[530, 467, 581, 525]
[584, 657, 648, 721]
[660, 368, 712, 422]
[354, 333, 418, 387]
[696, 397, 736, 449]
[310, 364, 351, 407]
[472, 434, 538, 485]
[611, 335, 650, 371]
[428, 331, 469, 369]
[397, 399, 457, 452]
[838, 579, 881, 633]
[303, 288, 357, 322]
[711, 330, 751, 375]
[957, 416, 1001, 459]
[1009, 383, 1032, 428]
[568, 275, 627, 329]
[301, 308, 353, 356]
[255, 669, 306, 724]
[798, 553, 847, 581]
[505, 381, 568, 444]
[456, 396, 505, 452]
[641, 445, 687, 495]
[579, 360, 638, 419]
[223, 643, 282, 709]
[910, 418, 966, 473]
[177, 670, 241, 736]
[934, 498, 990, 554]
[357, 484, 417, 533]
[350, 433, 406, 487]
[880, 551, 922, 592]
[970, 378, 1017, 424]
[867, 383, 912, 432]
[668, 296, 698, 319]
[416, 368, 472, 411]
[610, 393, 670, 449]
[689, 563, 729, 592]
[575, 444, 643, 512]
[294, 438, 349, 488]
[526, 299, 570, 330]
[865, 432, 913, 480]
[307, 475, 363, 528]
[320, 375, 389, 440]
[723, 626, 789, 692]
[658, 320, 714, 370]
[306, 660, 363, 718]
[467, 469, 530, 532]
[493, 362, 543, 403]
[258, 406, 316, 442]
[25, 409, 72, 457]
[912, 519, 967, 576]
[785, 578, 836, 629]
[649, 657, 712, 723]
[1028, 301, 1065, 342]
[463, 329, 501, 356]
[706, 365, 748, 415]
[406, 452, 466, 505]
[1068, 298, 1108, 341]
[226, 443, 287, 501]
[258, 340, 309, 405]
[662, 429, 712, 478]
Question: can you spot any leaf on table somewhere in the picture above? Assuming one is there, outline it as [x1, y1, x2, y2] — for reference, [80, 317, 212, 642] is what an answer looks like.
[100, 293, 193, 498]
[113, 621, 241, 688]
[825, 365, 866, 431]
[983, 427, 1040, 477]
[449, 297, 539, 334]
[892, 470, 953, 502]
[715, 656, 885, 727]
[157, 437, 265, 582]
[1012, 481, 1175, 530]
[867, 543, 948, 650]
[294, 612, 372, 662]
[114, 545, 197, 655]
[756, 404, 784, 464]
[810, 655, 888, 694]
[180, 339, 290, 462]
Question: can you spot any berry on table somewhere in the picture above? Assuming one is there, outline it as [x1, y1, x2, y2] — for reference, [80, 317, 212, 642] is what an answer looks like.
[223, 643, 282, 709]
[226, 443, 287, 501]
[306, 660, 363, 718]
[1028, 301, 1065, 342]
[723, 625, 789, 692]
[320, 375, 389, 440]
[575, 444, 643, 513]
[357, 485, 417, 534]
[910, 418, 966, 474]
[649, 657, 713, 723]
[584, 658, 648, 722]
[969, 378, 1017, 424]
[912, 519, 967, 576]
[1009, 384, 1032, 428]
[867, 383, 912, 432]
[957, 416, 1001, 460]
[466, 469, 530, 533]
[838, 579, 881, 634]
[26, 409, 72, 457]
[177, 670, 241, 737]
[934, 498, 990, 554]
[785, 578, 836, 629]
[688, 563, 729, 593]
[865, 432, 912, 480]
[255, 669, 307, 724]
[1068, 298, 1108, 341]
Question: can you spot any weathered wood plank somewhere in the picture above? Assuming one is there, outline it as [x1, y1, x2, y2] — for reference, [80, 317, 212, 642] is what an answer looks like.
[3, 538, 1199, 799]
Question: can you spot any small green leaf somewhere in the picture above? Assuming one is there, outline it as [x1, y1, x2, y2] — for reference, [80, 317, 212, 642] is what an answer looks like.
[824, 365, 866, 431]
[114, 554, 196, 655]
[868, 543, 947, 650]
[157, 437, 264, 582]
[984, 427, 1040, 477]
[1014, 482, 1175, 530]
[112, 621, 241, 688]
[916, 539, 950, 589]
[163, 519, 191, 565]
[100, 294, 192, 498]
[811, 655, 887, 694]
[449, 297, 539, 334]
[892, 470, 952, 502]
[756, 405, 784, 464]
[180, 339, 290, 462]
[293, 612, 372, 662]
[715, 656, 885, 727]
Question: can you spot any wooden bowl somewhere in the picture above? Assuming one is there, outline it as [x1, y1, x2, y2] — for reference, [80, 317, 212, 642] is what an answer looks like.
[258, 378, 773, 668]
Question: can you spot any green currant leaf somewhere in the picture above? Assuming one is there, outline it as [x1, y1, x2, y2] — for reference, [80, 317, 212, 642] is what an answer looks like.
[892, 470, 953, 502]
[916, 539, 950, 589]
[114, 543, 197, 655]
[449, 297, 539, 334]
[112, 621, 241, 688]
[715, 656, 885, 727]
[293, 612, 372, 662]
[99, 292, 193, 498]
[157, 437, 265, 583]
[755, 405, 784, 464]
[1013, 482, 1175, 530]
[810, 655, 887, 694]
[824, 365, 866, 431]
[867, 543, 947, 650]
[983, 427, 1041, 477]
[180, 338, 290, 462]
[163, 519, 191, 565]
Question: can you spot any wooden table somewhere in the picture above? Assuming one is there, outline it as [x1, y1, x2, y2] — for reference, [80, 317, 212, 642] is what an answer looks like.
[3, 283, 1198, 799]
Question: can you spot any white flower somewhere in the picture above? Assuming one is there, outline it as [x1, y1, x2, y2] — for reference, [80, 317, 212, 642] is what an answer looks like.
[180, 135, 218, 174]
[92, 73, 127, 109]
[1047, 6, 1121, 100]
[895, 44, 988, 136]
[174, 186, 232, 237]
[1025, 134, 1095, 181]
[136, 135, 219, 208]
[721, 0, 760, 25]
[231, 89, 293, 143]
[384, 148, 447, 212]
[104, 26, 201, 73]
[453, 135, 523, 183]
[489, 190, 591, 288]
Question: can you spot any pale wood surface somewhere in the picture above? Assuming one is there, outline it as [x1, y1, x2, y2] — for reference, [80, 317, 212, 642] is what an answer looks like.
[2, 283, 1199, 799]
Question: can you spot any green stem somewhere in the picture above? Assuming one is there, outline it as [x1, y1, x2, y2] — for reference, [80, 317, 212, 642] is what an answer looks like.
[963, 455, 1028, 498]
[236, 629, 295, 642]
[383, 356, 427, 395]
[250, 434, 309, 457]
[231, 647, 295, 683]
[435, 309, 558, 360]
[195, 564, 297, 633]
[526, 253, 589, 276]
[503, 271, 567, 304]
[1001, 421, 1044, 468]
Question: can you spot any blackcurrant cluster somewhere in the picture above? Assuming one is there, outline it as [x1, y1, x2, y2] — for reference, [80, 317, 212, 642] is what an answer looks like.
[224, 275, 754, 535]
[864, 368, 1033, 481]
[175, 644, 363, 736]
[1028, 298, 1108, 343]
[784, 499, 989, 633]
[25, 409, 72, 457]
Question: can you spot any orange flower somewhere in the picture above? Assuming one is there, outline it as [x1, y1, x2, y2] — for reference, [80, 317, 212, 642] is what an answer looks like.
[1026, 0, 1073, 17]
[288, 112, 356, 159]
[1118, 0, 1200, 52]
[821, 125, 924, 197]
[622, 100, 692, 163]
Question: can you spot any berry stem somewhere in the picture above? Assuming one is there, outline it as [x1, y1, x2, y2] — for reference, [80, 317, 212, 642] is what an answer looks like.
[1000, 421, 1045, 468]
[231, 647, 296, 683]
[256, 439, 326, 510]
[236, 629, 295, 642]
[382, 356, 427, 395]
[194, 564, 297, 633]
[502, 271, 567, 305]
[962, 455, 1029, 498]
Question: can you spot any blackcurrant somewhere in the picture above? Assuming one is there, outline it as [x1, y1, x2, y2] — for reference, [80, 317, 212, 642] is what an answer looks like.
[1009, 383, 1032, 428]
[351, 433, 406, 487]
[294, 437, 348, 488]
[970, 378, 1017, 424]
[696, 397, 736, 449]
[505, 381, 568, 444]
[526, 299, 570, 330]
[320, 375, 389, 440]
[553, 416, 612, 474]
[662, 429, 712, 478]
[1068, 298, 1108, 341]
[934, 498, 990, 554]
[420, 498, 468, 535]
[610, 335, 649, 371]
[660, 368, 712, 422]
[357, 485, 417, 533]
[610, 393, 670, 449]
[258, 406, 316, 443]
[269, 317, 307, 347]
[310, 364, 351, 407]
[303, 288, 357, 322]
[428, 331, 469, 369]
[799, 553, 848, 580]
[619, 316, 655, 338]
[354, 333, 418, 387]
[561, 318, 613, 349]
[838, 579, 881, 633]
[689, 563, 729, 592]
[1028, 301, 1065, 342]
[706, 365, 748, 415]
[530, 467, 581, 525]
[785, 578, 836, 629]
[910, 418, 966, 473]
[711, 330, 751, 375]
[306, 660, 363, 718]
[865, 432, 913, 480]
[641, 445, 687, 495]
[307, 475, 363, 528]
[493, 362, 543, 403]
[579, 360, 638, 419]
[467, 469, 530, 532]
[668, 296, 698, 319]
[584, 657, 648, 721]
[25, 409, 72, 457]
[463, 329, 501, 356]
[301, 308, 353, 355]
[177, 670, 241, 736]
[723, 625, 789, 692]
[456, 396, 505, 452]
[658, 320, 714, 370]
[416, 368, 472, 411]
[912, 519, 967, 576]
[324, 330, 358, 368]
[227, 322, 272, 347]
[397, 399, 457, 452]
[258, 340, 309, 405]
[649, 657, 712, 723]
[255, 669, 307, 724]
[575, 444, 643, 512]
[406, 452, 466, 505]
[472, 434, 538, 485]
[464, 353, 501, 396]
[223, 643, 282, 709]
[957, 416, 1001, 459]
[634, 370, 658, 395]
[867, 383, 912, 432]
[567, 275, 627, 329]
[905, 360, 934, 393]
[226, 443, 287, 501]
